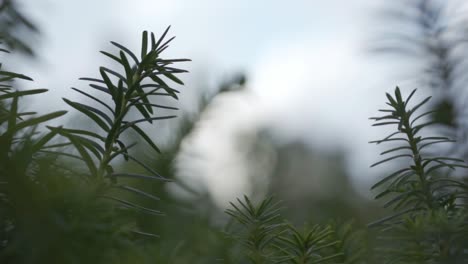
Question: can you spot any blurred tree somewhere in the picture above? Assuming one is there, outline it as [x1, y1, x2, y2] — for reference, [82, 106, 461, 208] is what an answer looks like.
[0, 0, 39, 56]
[371, 0, 468, 157]
[266, 141, 382, 225]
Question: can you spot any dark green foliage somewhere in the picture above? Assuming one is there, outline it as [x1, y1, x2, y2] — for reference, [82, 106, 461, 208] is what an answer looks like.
[0, 27, 191, 263]
[369, 87, 468, 263]
[1, 163, 142, 263]
[225, 196, 364, 263]
[58, 26, 189, 179]
[371, 3, 468, 260]
[0, 46, 68, 260]
[369, 87, 467, 221]
[41, 28, 191, 236]
[226, 196, 285, 263]
[274, 224, 343, 263]
[377, 209, 468, 263]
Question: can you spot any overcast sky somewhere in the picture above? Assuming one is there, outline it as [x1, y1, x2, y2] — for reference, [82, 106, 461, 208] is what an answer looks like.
[13, 0, 416, 204]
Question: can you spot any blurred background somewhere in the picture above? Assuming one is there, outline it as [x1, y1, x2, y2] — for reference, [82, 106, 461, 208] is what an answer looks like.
[11, 0, 407, 204]
[4, 0, 468, 261]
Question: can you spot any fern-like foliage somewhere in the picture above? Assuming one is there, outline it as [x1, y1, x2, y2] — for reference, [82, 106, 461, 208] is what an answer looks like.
[225, 196, 347, 264]
[274, 224, 343, 264]
[369, 87, 468, 263]
[378, 209, 468, 263]
[370, 87, 467, 221]
[225, 196, 285, 263]
[42, 27, 189, 228]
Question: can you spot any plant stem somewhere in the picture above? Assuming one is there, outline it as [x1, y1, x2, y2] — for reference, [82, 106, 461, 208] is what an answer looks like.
[402, 111, 434, 209]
